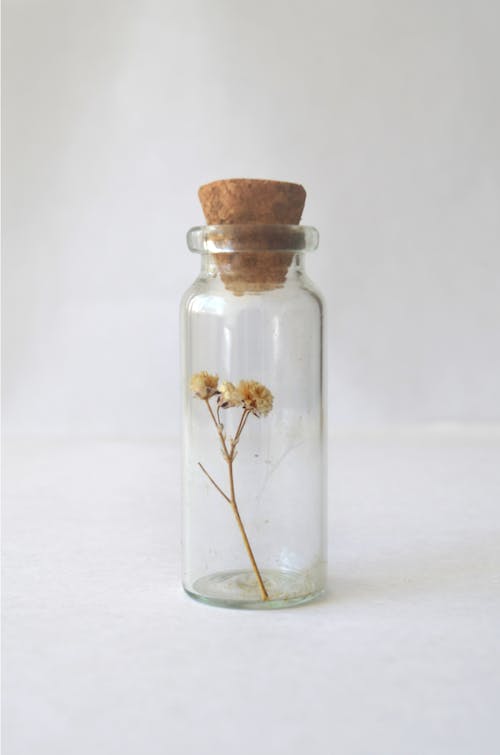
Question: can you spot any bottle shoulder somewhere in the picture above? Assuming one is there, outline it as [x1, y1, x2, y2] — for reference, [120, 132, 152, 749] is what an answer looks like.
[296, 273, 324, 308]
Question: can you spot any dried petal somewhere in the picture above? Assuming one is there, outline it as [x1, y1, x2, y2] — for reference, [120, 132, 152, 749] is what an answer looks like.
[189, 371, 219, 399]
[238, 380, 273, 416]
[218, 381, 243, 409]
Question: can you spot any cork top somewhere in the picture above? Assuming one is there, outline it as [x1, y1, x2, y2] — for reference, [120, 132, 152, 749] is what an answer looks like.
[198, 178, 306, 225]
[195, 178, 309, 295]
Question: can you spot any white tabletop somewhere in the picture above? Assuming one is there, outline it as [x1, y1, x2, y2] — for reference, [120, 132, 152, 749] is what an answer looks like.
[4, 427, 500, 755]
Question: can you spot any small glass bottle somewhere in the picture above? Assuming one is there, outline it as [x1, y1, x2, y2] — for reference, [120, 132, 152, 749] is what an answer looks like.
[180, 180, 326, 609]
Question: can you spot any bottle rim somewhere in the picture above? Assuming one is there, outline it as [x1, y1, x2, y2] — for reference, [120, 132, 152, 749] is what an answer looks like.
[187, 224, 319, 254]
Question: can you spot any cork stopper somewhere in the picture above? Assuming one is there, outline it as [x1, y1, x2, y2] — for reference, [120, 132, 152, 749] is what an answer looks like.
[199, 178, 306, 225]
[198, 179, 306, 294]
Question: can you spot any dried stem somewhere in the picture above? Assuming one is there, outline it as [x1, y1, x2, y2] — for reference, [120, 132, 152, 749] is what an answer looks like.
[204, 398, 229, 457]
[200, 398, 269, 601]
[232, 408, 251, 453]
[197, 462, 231, 504]
[226, 450, 269, 601]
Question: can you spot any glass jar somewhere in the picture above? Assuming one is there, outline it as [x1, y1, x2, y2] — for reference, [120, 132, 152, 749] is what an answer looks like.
[180, 224, 326, 609]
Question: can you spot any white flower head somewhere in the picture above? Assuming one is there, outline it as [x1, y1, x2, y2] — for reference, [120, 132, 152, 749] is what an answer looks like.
[189, 371, 219, 400]
[238, 380, 273, 417]
[218, 381, 243, 409]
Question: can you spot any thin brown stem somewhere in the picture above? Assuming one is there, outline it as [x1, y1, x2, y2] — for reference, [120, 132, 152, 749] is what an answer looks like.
[200, 396, 268, 601]
[204, 396, 220, 433]
[197, 463, 231, 504]
[231, 408, 252, 455]
[204, 398, 229, 457]
[233, 409, 247, 445]
[237, 409, 251, 441]
[227, 456, 269, 601]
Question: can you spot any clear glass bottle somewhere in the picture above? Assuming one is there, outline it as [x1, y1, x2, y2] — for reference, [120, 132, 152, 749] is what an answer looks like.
[180, 224, 326, 609]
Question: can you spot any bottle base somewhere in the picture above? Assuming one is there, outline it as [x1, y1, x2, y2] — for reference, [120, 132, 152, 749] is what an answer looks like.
[184, 568, 324, 610]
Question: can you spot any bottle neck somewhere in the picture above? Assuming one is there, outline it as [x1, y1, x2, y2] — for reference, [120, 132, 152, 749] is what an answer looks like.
[198, 251, 306, 295]
[187, 224, 318, 296]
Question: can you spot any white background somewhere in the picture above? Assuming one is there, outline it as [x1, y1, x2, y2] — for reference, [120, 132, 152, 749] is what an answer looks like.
[4, 0, 500, 437]
[3, 2, 500, 755]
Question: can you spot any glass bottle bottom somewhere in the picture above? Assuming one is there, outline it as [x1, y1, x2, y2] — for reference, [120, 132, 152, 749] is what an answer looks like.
[185, 568, 324, 610]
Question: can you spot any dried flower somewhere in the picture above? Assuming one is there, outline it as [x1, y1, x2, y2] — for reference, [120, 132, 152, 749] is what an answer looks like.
[190, 371, 219, 400]
[218, 381, 243, 409]
[189, 370, 273, 600]
[238, 380, 274, 417]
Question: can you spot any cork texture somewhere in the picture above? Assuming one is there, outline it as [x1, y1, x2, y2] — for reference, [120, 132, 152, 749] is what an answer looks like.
[199, 179, 305, 225]
[198, 178, 306, 294]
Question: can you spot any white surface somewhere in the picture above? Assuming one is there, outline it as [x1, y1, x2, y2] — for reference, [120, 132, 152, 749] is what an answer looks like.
[4, 428, 500, 755]
[4, 0, 500, 437]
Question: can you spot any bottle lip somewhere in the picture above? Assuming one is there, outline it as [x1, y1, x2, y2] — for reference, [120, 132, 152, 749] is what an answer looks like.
[187, 224, 319, 254]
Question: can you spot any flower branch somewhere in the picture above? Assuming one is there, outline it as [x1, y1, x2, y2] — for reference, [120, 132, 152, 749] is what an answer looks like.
[189, 372, 273, 601]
